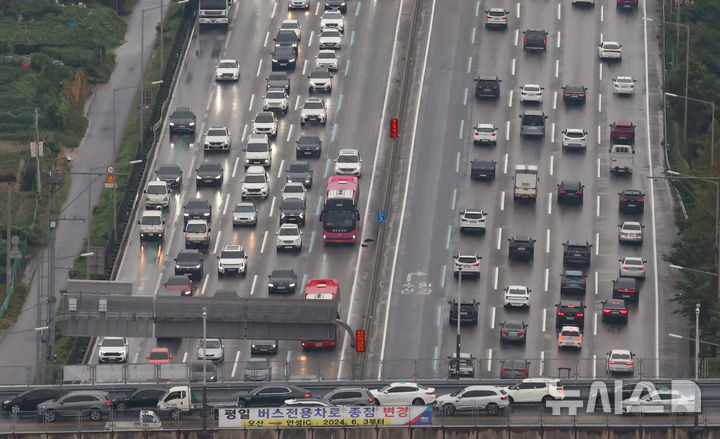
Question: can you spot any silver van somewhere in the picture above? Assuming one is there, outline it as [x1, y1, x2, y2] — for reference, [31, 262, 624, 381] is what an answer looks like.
[519, 110, 548, 138]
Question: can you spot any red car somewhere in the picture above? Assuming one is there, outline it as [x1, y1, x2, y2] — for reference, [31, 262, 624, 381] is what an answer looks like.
[147, 348, 173, 364]
[162, 275, 193, 296]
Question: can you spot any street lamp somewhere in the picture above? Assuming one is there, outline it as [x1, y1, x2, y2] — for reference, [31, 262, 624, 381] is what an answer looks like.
[455, 266, 462, 377]
[665, 92, 715, 166]
[669, 264, 720, 277]
[201, 307, 209, 438]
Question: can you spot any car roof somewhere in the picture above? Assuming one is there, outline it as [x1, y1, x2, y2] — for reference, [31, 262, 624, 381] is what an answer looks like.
[610, 349, 632, 355]
[522, 109, 545, 116]
[246, 165, 266, 174]
[222, 244, 244, 252]
[605, 299, 626, 308]
[522, 377, 558, 383]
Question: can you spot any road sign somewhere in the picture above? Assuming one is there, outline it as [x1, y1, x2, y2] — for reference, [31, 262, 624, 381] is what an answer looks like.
[104, 174, 116, 189]
[377, 210, 386, 223]
[30, 141, 44, 158]
[106, 166, 115, 174]
[219, 406, 433, 428]
[390, 118, 399, 139]
[355, 329, 365, 353]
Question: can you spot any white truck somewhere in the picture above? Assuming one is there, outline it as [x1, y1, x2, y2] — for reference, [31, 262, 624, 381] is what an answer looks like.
[156, 385, 233, 419]
[144, 180, 169, 209]
[105, 410, 162, 431]
[513, 165, 539, 201]
[609, 144, 634, 175]
[138, 210, 165, 241]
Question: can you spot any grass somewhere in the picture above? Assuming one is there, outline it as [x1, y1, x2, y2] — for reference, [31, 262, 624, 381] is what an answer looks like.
[0, 282, 30, 331]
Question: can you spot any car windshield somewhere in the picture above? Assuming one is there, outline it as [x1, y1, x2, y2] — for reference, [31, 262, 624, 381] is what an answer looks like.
[157, 165, 179, 175]
[298, 137, 319, 146]
[281, 199, 304, 210]
[186, 223, 207, 233]
[613, 353, 630, 360]
[192, 363, 213, 372]
[324, 11, 342, 18]
[221, 250, 245, 259]
[247, 360, 268, 370]
[464, 212, 484, 219]
[624, 223, 642, 231]
[567, 245, 587, 252]
[522, 115, 544, 126]
[565, 271, 583, 277]
[186, 201, 208, 210]
[304, 101, 324, 109]
[312, 70, 331, 78]
[563, 330, 580, 336]
[245, 175, 266, 184]
[338, 154, 358, 163]
[458, 256, 476, 263]
[267, 91, 285, 99]
[207, 129, 226, 137]
[247, 144, 268, 152]
[624, 259, 642, 266]
[102, 338, 124, 347]
[279, 228, 298, 236]
[198, 165, 220, 173]
[318, 52, 335, 59]
[204, 340, 221, 348]
[284, 185, 303, 193]
[173, 110, 193, 118]
[476, 126, 494, 133]
[149, 351, 168, 359]
[323, 210, 356, 230]
[489, 10, 505, 16]
[218, 62, 236, 69]
[508, 288, 526, 295]
[234, 204, 255, 213]
[604, 43, 620, 50]
[504, 322, 524, 330]
[617, 77, 633, 83]
[176, 252, 199, 262]
[256, 114, 275, 123]
[321, 30, 340, 37]
[566, 131, 584, 138]
[478, 79, 497, 86]
[525, 85, 541, 92]
[141, 215, 162, 225]
[268, 73, 286, 81]
[288, 164, 309, 173]
[147, 185, 166, 194]
[272, 269, 294, 278]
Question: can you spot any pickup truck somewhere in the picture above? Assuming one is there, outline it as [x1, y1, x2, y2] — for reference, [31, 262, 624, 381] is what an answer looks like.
[448, 353, 476, 378]
[609, 121, 635, 145]
[105, 410, 162, 431]
[523, 29, 548, 52]
[156, 386, 234, 419]
[609, 144, 634, 175]
[513, 165, 539, 201]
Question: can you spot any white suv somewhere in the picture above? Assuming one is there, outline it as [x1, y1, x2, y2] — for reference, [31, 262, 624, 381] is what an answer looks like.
[276, 223, 303, 251]
[144, 180, 169, 209]
[458, 209, 487, 233]
[308, 68, 333, 92]
[217, 244, 247, 277]
[98, 337, 129, 363]
[203, 126, 231, 151]
[334, 148, 362, 176]
[503, 285, 530, 309]
[557, 326, 582, 349]
[453, 253, 482, 278]
[435, 386, 509, 416]
[263, 88, 289, 113]
[300, 98, 327, 126]
[245, 134, 272, 168]
[252, 111, 278, 137]
[370, 382, 436, 406]
[241, 166, 270, 199]
[320, 10, 344, 32]
[598, 41, 622, 61]
[473, 123, 497, 145]
[184, 219, 211, 250]
[503, 378, 565, 404]
[561, 128, 588, 151]
[215, 59, 240, 81]
[315, 50, 338, 71]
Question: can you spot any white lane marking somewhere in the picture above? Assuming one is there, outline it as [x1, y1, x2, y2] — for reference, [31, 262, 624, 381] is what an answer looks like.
[546, 229, 551, 253]
[213, 230, 222, 254]
[440, 265, 447, 288]
[597, 124, 601, 145]
[248, 94, 254, 112]
[500, 191, 505, 211]
[463, 87, 468, 105]
[302, 59, 307, 76]
[600, 4, 604, 21]
[514, 29, 519, 46]
[544, 268, 549, 292]
[269, 196, 276, 217]
[503, 153, 509, 174]
[597, 158, 601, 178]
[593, 354, 597, 379]
[493, 266, 499, 291]
[241, 124, 247, 142]
[224, 30, 232, 50]
[471, 26, 476, 44]
[549, 155, 554, 176]
[594, 312, 598, 336]
[295, 96, 301, 111]
[231, 157, 239, 178]
[200, 273, 209, 295]
[231, 350, 241, 377]
[600, 32, 603, 43]
[598, 93, 602, 113]
[467, 56, 472, 73]
[451, 188, 457, 210]
[505, 120, 510, 141]
[508, 89, 513, 107]
[511, 58, 516, 75]
[256, 59, 262, 77]
[458, 119, 464, 140]
[182, 352, 188, 363]
[553, 91, 558, 110]
[595, 232, 599, 255]
[599, 62, 603, 81]
[540, 351, 545, 376]
[558, 2, 562, 19]
[263, 31, 269, 48]
[596, 195, 600, 217]
[445, 225, 452, 249]
[286, 123, 294, 143]
[308, 31, 314, 48]
[595, 271, 598, 295]
[133, 352, 139, 363]
[315, 0, 320, 15]
[496, 227, 502, 250]
[369, 0, 432, 381]
[491, 306, 496, 329]
[551, 123, 555, 143]
[548, 192, 552, 215]
[487, 349, 493, 372]
[557, 31, 561, 48]
[542, 307, 547, 332]
[516, 2, 520, 17]
[260, 230, 268, 254]
[455, 152, 461, 172]
[250, 274, 257, 295]
[277, 160, 284, 179]
[270, 1, 277, 17]
[555, 59, 559, 78]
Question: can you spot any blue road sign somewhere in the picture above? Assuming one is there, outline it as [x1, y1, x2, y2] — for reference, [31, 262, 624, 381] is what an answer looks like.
[377, 210, 386, 223]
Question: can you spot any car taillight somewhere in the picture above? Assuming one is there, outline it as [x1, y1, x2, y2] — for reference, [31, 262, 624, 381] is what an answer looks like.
[638, 267, 645, 271]
[626, 361, 633, 365]
[621, 198, 628, 202]
[492, 132, 496, 136]
[303, 393, 312, 398]
[564, 93, 570, 97]
[543, 39, 546, 45]
[557, 312, 565, 316]
[500, 395, 508, 400]
[577, 313, 584, 317]
[579, 94, 585, 98]
[461, 218, 468, 222]
[521, 91, 527, 95]
[105, 401, 113, 406]
[486, 15, 492, 18]
[557, 387, 563, 392]
[518, 331, 525, 336]
[578, 335, 583, 342]
[502, 330, 508, 335]
[425, 391, 434, 395]
[558, 335, 564, 341]
[620, 310, 628, 314]
[559, 190, 566, 194]
[638, 232, 643, 236]
[524, 38, 528, 44]
[563, 278, 568, 282]
[608, 361, 616, 364]
[638, 199, 644, 203]
[367, 398, 374, 402]
[502, 368, 509, 373]
[577, 191, 583, 195]
[621, 232, 628, 236]
[603, 309, 610, 313]
[520, 370, 528, 374]
[579, 279, 585, 283]
[473, 263, 479, 266]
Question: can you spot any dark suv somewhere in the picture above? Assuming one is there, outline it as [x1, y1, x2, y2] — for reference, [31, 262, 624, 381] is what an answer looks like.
[174, 249, 204, 280]
[508, 236, 536, 260]
[612, 277, 639, 301]
[500, 359, 530, 379]
[523, 29, 548, 52]
[562, 241, 592, 266]
[183, 199, 212, 225]
[296, 135, 321, 158]
[602, 299, 628, 323]
[37, 391, 112, 422]
[448, 299, 479, 325]
[555, 300, 586, 329]
[560, 270, 587, 294]
[618, 190, 645, 213]
[169, 107, 196, 134]
[474, 76, 501, 100]
[557, 181, 584, 204]
[470, 159, 496, 180]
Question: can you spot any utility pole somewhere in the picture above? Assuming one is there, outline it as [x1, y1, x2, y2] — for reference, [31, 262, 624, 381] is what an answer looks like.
[455, 266, 462, 377]
[201, 307, 209, 439]
[46, 159, 64, 361]
[34, 108, 42, 200]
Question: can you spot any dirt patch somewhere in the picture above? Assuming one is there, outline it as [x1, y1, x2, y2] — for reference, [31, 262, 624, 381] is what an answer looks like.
[0, 141, 23, 153]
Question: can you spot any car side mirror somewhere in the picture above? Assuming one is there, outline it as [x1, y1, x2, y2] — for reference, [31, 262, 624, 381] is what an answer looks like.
[137, 220, 141, 225]
[143, 190, 147, 194]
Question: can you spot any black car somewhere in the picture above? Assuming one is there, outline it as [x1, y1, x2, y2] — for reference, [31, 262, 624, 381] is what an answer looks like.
[169, 107, 196, 134]
[286, 161, 313, 188]
[155, 163, 183, 189]
[612, 277, 639, 301]
[271, 45, 297, 70]
[508, 235, 536, 260]
[448, 299, 478, 325]
[470, 159, 496, 180]
[268, 268, 298, 294]
[523, 29, 548, 52]
[236, 385, 312, 408]
[196, 162, 223, 187]
[500, 359, 530, 379]
[183, 199, 212, 224]
[324, 0, 347, 13]
[557, 181, 584, 204]
[2, 388, 66, 414]
[112, 388, 165, 410]
[251, 340, 279, 355]
[174, 249, 204, 280]
[296, 135, 322, 158]
[602, 298, 628, 323]
[474, 76, 501, 100]
[562, 85, 588, 105]
[555, 300, 586, 329]
[279, 198, 306, 226]
[274, 29, 299, 52]
[266, 72, 290, 93]
[562, 240, 592, 266]
[560, 270, 587, 294]
[618, 189, 645, 213]
[500, 320, 527, 344]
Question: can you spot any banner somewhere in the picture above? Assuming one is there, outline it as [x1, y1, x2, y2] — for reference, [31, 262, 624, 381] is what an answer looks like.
[219, 406, 433, 428]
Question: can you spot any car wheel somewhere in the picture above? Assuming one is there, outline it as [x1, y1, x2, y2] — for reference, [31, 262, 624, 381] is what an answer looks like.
[90, 409, 102, 421]
[44, 410, 56, 423]
[10, 404, 20, 414]
[486, 403, 499, 416]
[241, 270, 247, 277]
[441, 404, 456, 416]
[373, 399, 380, 406]
[411, 398, 425, 406]
[541, 395, 554, 403]
[507, 396, 514, 405]
[116, 402, 127, 411]
[301, 121, 306, 126]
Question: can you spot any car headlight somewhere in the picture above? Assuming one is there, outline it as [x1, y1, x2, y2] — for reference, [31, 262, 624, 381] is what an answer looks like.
[272, 58, 279, 63]
[193, 264, 202, 269]
[251, 344, 257, 348]
[189, 122, 195, 126]
[280, 213, 287, 218]
[288, 58, 296, 63]
[288, 283, 296, 287]
[245, 159, 251, 163]
[214, 174, 222, 179]
[299, 213, 304, 218]
[304, 178, 311, 183]
[169, 122, 175, 126]
[202, 212, 210, 217]
[268, 283, 274, 287]
[196, 175, 202, 180]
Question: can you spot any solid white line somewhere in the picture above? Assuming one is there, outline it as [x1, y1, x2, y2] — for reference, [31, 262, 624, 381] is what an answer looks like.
[308, 31, 314, 48]
[182, 352, 187, 363]
[596, 195, 600, 217]
[514, 29, 519, 46]
[493, 266, 499, 290]
[260, 230, 268, 254]
[557, 31, 561, 48]
[597, 124, 602, 145]
[269, 196, 276, 217]
[594, 312, 598, 336]
[294, 96, 300, 111]
[546, 229, 551, 253]
[250, 274, 257, 295]
[200, 273, 209, 295]
[508, 89, 513, 107]
[599, 62, 603, 81]
[598, 93, 602, 113]
[595, 232, 599, 255]
[544, 268, 549, 292]
[490, 306, 496, 328]
[547, 192, 552, 215]
[277, 160, 284, 179]
[231, 350, 241, 377]
[551, 123, 556, 144]
[641, 0, 661, 375]
[487, 349, 493, 372]
[248, 94, 254, 112]
[496, 227, 502, 250]
[286, 124, 294, 143]
[511, 58, 516, 76]
[550, 155, 554, 176]
[553, 91, 557, 110]
[597, 158, 601, 178]
[542, 307, 547, 332]
[595, 271, 598, 295]
[270, 1, 277, 18]
[505, 121, 510, 141]
[232, 157, 239, 178]
[555, 60, 559, 78]
[256, 59, 262, 77]
[213, 230, 222, 254]
[500, 191, 505, 211]
[263, 31, 269, 48]
[503, 153, 509, 174]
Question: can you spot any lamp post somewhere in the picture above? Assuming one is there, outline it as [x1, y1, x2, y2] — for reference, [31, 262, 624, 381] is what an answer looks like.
[201, 307, 208, 438]
[455, 266, 462, 377]
[665, 92, 715, 166]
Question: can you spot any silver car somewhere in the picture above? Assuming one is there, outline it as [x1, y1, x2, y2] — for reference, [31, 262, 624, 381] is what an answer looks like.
[315, 50, 338, 71]
[232, 202, 257, 226]
[435, 386, 509, 416]
[263, 88, 289, 113]
[281, 182, 307, 203]
[598, 41, 622, 61]
[308, 68, 333, 92]
[607, 349, 635, 374]
[484, 8, 509, 29]
[37, 391, 112, 422]
[561, 128, 588, 151]
[618, 221, 644, 244]
[613, 75, 636, 95]
[334, 148, 362, 176]
[458, 209, 486, 233]
[288, 0, 309, 9]
[300, 97, 327, 126]
[244, 358, 271, 381]
[453, 253, 481, 278]
[197, 338, 225, 362]
[503, 285, 530, 309]
[319, 29, 342, 49]
[276, 223, 302, 251]
[619, 256, 646, 279]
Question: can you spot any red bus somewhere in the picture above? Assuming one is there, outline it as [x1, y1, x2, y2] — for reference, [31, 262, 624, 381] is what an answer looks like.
[301, 279, 339, 348]
[321, 176, 359, 244]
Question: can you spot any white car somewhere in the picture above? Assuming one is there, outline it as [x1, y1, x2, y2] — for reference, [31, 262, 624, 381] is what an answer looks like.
[252, 111, 278, 137]
[241, 166, 269, 199]
[203, 126, 231, 151]
[618, 221, 644, 244]
[320, 10, 344, 32]
[369, 382, 436, 406]
[458, 209, 487, 233]
[300, 97, 327, 126]
[217, 244, 247, 276]
[308, 68, 333, 92]
[557, 326, 582, 349]
[619, 256, 647, 279]
[622, 390, 697, 414]
[288, 0, 309, 10]
[473, 123, 497, 145]
[245, 134, 271, 168]
[215, 59, 239, 81]
[503, 285, 530, 309]
[263, 88, 289, 113]
[279, 19, 301, 39]
[281, 182, 307, 203]
[276, 223, 302, 251]
[561, 128, 588, 151]
[607, 349, 635, 374]
[503, 378, 565, 404]
[98, 337, 129, 363]
[598, 41, 622, 61]
[434, 386, 509, 416]
[315, 50, 338, 71]
[334, 148, 362, 176]
[613, 75, 637, 94]
[144, 180, 169, 208]
[572, 0, 595, 5]
[319, 29, 342, 49]
[519, 84, 544, 103]
[453, 253, 481, 278]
